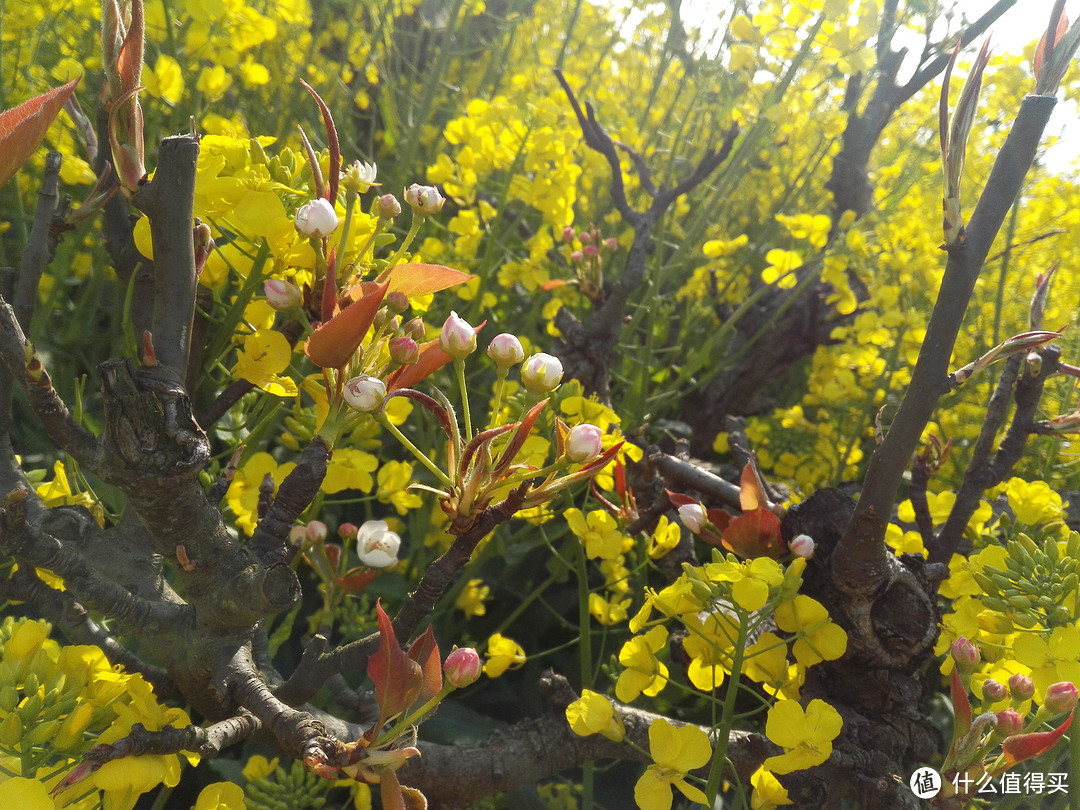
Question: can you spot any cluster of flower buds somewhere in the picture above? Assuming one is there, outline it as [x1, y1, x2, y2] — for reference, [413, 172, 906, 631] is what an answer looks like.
[971, 533, 1079, 628]
[560, 222, 617, 303]
[942, 636, 1077, 798]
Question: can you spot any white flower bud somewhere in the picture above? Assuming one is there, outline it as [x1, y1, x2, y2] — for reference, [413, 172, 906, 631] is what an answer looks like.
[521, 352, 564, 393]
[264, 278, 302, 311]
[357, 520, 401, 568]
[487, 333, 524, 368]
[790, 533, 815, 558]
[566, 424, 603, 463]
[403, 183, 445, 216]
[677, 503, 707, 534]
[295, 198, 339, 238]
[439, 311, 476, 360]
[342, 374, 386, 413]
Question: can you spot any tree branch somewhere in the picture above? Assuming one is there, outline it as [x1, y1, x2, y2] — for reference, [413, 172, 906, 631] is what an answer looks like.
[131, 135, 200, 381]
[836, 93, 1057, 594]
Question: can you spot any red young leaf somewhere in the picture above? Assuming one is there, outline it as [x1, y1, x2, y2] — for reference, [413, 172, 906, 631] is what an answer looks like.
[491, 398, 549, 478]
[406, 626, 443, 703]
[367, 601, 422, 721]
[386, 322, 485, 391]
[338, 569, 378, 593]
[738, 461, 770, 512]
[539, 279, 568, 290]
[384, 262, 476, 298]
[1034, 10, 1069, 79]
[950, 667, 972, 740]
[1001, 709, 1073, 768]
[300, 80, 341, 204]
[666, 491, 698, 508]
[0, 78, 81, 188]
[305, 280, 389, 369]
[721, 507, 784, 559]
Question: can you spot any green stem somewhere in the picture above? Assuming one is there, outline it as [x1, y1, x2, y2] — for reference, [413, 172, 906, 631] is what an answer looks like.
[1071, 719, 1080, 810]
[489, 368, 508, 428]
[378, 211, 423, 278]
[373, 684, 456, 747]
[454, 359, 473, 441]
[575, 539, 594, 809]
[337, 189, 359, 266]
[704, 608, 749, 802]
[376, 413, 454, 489]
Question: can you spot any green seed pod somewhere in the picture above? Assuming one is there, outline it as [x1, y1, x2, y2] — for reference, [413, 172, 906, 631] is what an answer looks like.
[982, 597, 1012, 613]
[27, 718, 60, 746]
[1044, 537, 1060, 565]
[22, 671, 40, 698]
[18, 693, 43, 724]
[1008, 594, 1032, 610]
[54, 702, 94, 750]
[972, 571, 1000, 596]
[0, 712, 23, 747]
[1017, 533, 1040, 556]
[1011, 611, 1039, 628]
[989, 572, 1016, 593]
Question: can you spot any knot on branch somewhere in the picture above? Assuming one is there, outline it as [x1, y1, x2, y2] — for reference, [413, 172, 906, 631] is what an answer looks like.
[99, 358, 208, 481]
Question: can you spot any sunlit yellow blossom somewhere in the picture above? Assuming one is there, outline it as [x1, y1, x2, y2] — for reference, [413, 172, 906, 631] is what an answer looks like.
[1005, 478, 1066, 526]
[323, 448, 378, 494]
[763, 699, 843, 774]
[751, 766, 793, 809]
[705, 557, 784, 612]
[634, 719, 711, 810]
[226, 453, 297, 535]
[232, 329, 298, 397]
[773, 595, 847, 666]
[566, 689, 625, 741]
[1013, 626, 1080, 699]
[616, 626, 669, 702]
[648, 516, 681, 559]
[565, 508, 629, 560]
[194, 782, 248, 810]
[483, 633, 526, 678]
[376, 461, 423, 515]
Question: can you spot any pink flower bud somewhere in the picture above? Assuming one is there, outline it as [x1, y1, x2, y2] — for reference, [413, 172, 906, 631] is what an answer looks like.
[193, 220, 214, 276]
[375, 193, 401, 219]
[289, 526, 307, 546]
[305, 520, 328, 544]
[603, 237, 618, 251]
[562, 226, 575, 242]
[487, 333, 524, 368]
[264, 278, 303, 311]
[521, 352, 564, 393]
[1009, 673, 1035, 702]
[440, 311, 477, 360]
[403, 183, 445, 216]
[570, 250, 584, 264]
[578, 231, 592, 245]
[995, 709, 1025, 736]
[342, 374, 387, 413]
[295, 198, 339, 238]
[1044, 682, 1078, 715]
[583, 244, 599, 258]
[951, 637, 980, 671]
[566, 424, 604, 463]
[443, 647, 482, 688]
[789, 533, 815, 558]
[677, 503, 707, 534]
[404, 317, 425, 341]
[982, 678, 1008, 703]
[338, 522, 358, 540]
[390, 336, 419, 365]
[385, 290, 410, 314]
[356, 520, 401, 568]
